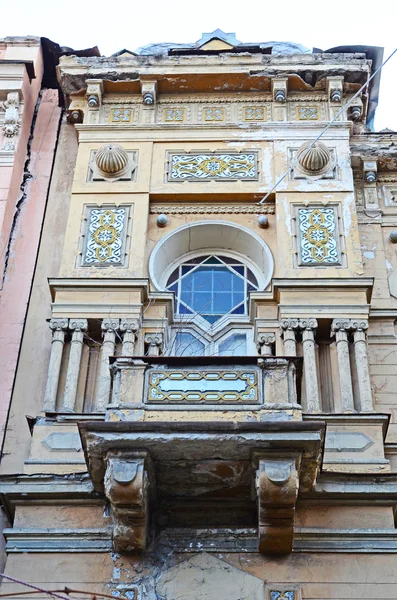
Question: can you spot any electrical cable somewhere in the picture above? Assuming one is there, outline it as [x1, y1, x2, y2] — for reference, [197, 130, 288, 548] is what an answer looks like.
[258, 46, 397, 205]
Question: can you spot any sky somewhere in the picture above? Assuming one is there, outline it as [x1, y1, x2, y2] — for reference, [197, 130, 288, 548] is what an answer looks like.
[2, 0, 396, 131]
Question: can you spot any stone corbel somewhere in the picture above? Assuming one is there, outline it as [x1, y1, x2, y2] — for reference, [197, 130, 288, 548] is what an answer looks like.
[86, 79, 103, 110]
[2, 91, 20, 151]
[104, 451, 154, 552]
[327, 76, 344, 103]
[141, 79, 157, 107]
[361, 158, 379, 212]
[271, 78, 288, 122]
[348, 96, 363, 122]
[66, 97, 85, 124]
[252, 453, 300, 554]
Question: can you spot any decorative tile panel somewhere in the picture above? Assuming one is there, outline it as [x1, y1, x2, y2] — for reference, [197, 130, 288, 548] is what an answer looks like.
[297, 206, 341, 265]
[203, 107, 225, 121]
[168, 153, 258, 181]
[163, 108, 185, 122]
[243, 106, 266, 121]
[270, 592, 296, 600]
[297, 106, 319, 120]
[110, 108, 133, 123]
[81, 206, 130, 266]
[146, 369, 260, 404]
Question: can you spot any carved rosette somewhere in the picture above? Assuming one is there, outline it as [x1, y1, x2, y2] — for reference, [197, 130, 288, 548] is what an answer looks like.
[297, 141, 331, 175]
[2, 92, 20, 150]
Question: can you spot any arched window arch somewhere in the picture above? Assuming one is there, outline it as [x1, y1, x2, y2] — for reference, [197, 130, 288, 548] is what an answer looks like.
[149, 221, 274, 356]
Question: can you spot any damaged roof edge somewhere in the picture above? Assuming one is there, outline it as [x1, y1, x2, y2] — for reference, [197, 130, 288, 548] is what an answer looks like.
[320, 45, 384, 129]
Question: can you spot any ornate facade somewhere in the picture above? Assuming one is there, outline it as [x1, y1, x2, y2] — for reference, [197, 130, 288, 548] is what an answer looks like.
[1, 30, 397, 600]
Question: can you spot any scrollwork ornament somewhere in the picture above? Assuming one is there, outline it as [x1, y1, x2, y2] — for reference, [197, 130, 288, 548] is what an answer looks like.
[350, 319, 368, 332]
[281, 318, 300, 331]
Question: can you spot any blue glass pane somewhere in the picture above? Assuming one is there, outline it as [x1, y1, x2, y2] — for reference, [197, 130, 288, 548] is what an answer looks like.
[192, 292, 212, 312]
[231, 303, 245, 314]
[181, 265, 195, 275]
[203, 256, 223, 265]
[247, 268, 258, 286]
[203, 315, 219, 324]
[233, 277, 244, 292]
[232, 265, 244, 276]
[219, 333, 247, 356]
[174, 332, 205, 356]
[167, 268, 179, 286]
[168, 283, 178, 294]
[179, 302, 192, 314]
[247, 283, 255, 292]
[213, 292, 233, 312]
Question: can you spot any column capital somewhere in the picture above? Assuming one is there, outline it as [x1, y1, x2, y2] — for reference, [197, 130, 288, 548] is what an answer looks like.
[49, 318, 69, 331]
[144, 333, 164, 356]
[101, 318, 120, 332]
[331, 318, 353, 333]
[280, 318, 300, 331]
[350, 319, 369, 332]
[120, 319, 139, 333]
[298, 318, 318, 331]
[69, 318, 88, 332]
[256, 333, 276, 349]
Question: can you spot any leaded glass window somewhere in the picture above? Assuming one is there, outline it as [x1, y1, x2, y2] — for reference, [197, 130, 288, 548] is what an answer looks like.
[166, 255, 259, 324]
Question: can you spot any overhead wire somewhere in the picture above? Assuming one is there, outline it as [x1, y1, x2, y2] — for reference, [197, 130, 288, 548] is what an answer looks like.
[258, 46, 397, 205]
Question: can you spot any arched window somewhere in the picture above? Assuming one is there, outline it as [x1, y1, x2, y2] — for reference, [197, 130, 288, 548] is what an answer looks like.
[148, 221, 274, 356]
[166, 255, 259, 324]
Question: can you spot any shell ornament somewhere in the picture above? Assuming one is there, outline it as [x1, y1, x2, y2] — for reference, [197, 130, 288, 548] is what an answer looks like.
[297, 141, 331, 175]
[95, 144, 129, 178]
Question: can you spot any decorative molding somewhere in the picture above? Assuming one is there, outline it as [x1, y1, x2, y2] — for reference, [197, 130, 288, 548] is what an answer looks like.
[150, 203, 274, 214]
[167, 152, 258, 181]
[4, 528, 111, 553]
[2, 91, 20, 151]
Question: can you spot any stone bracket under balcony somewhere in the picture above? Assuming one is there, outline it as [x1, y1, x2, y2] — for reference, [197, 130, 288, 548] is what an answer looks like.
[78, 420, 325, 554]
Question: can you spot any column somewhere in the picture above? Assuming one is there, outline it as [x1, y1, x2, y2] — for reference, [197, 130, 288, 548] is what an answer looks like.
[43, 318, 69, 412]
[120, 319, 139, 355]
[280, 319, 299, 356]
[351, 320, 374, 412]
[96, 319, 120, 411]
[144, 333, 163, 357]
[331, 319, 355, 412]
[62, 319, 88, 412]
[256, 333, 276, 356]
[299, 318, 320, 412]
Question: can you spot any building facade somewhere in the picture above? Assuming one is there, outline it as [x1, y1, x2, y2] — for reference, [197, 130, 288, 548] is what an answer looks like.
[1, 30, 397, 599]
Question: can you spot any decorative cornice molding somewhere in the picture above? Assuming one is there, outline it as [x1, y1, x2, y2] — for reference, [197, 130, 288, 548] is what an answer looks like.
[149, 203, 275, 214]
[4, 528, 112, 553]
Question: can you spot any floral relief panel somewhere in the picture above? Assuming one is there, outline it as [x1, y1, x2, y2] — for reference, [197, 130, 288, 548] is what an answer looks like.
[297, 206, 341, 265]
[81, 206, 130, 266]
[168, 153, 258, 181]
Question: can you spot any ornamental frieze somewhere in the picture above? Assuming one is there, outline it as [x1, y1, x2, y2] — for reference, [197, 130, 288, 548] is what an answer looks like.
[167, 152, 258, 181]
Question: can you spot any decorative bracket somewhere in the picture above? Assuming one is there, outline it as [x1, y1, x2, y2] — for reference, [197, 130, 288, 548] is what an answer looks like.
[252, 452, 300, 554]
[140, 79, 157, 106]
[86, 79, 103, 110]
[104, 451, 154, 552]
